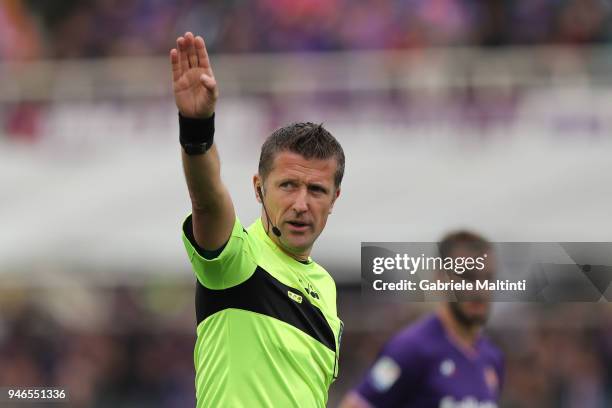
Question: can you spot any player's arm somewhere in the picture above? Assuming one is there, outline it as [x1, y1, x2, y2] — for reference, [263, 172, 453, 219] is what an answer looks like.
[171, 32, 234, 250]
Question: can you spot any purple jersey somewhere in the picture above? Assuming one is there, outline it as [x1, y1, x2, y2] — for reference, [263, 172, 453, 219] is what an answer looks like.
[355, 314, 504, 408]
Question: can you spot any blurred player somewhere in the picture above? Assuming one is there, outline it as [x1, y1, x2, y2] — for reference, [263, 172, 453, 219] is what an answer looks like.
[171, 32, 345, 407]
[340, 231, 504, 408]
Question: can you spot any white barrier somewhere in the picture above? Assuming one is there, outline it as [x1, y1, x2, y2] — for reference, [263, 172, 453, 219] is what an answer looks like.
[2, 49, 612, 283]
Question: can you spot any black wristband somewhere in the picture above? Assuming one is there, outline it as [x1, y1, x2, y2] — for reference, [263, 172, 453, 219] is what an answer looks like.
[179, 112, 215, 155]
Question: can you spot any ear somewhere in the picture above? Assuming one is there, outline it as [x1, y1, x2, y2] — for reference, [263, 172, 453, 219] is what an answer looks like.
[329, 187, 341, 214]
[253, 174, 262, 203]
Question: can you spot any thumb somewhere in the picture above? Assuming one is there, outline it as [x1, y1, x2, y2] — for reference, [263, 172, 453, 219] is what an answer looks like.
[200, 74, 217, 92]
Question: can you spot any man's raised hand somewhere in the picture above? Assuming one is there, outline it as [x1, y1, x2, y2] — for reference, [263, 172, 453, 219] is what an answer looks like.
[170, 32, 218, 119]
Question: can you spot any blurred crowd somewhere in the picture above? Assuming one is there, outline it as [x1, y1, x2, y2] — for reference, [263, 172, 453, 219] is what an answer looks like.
[0, 285, 197, 407]
[1, 284, 612, 407]
[1, 0, 612, 60]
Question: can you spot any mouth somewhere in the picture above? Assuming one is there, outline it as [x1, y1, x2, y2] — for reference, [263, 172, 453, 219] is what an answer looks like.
[285, 220, 311, 232]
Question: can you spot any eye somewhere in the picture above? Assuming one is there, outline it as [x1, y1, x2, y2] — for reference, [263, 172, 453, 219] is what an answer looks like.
[280, 181, 296, 189]
[309, 185, 327, 195]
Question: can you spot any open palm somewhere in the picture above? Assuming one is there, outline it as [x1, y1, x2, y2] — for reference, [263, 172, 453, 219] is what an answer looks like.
[171, 32, 218, 119]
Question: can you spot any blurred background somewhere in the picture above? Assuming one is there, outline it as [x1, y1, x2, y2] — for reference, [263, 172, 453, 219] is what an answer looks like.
[2, 0, 612, 407]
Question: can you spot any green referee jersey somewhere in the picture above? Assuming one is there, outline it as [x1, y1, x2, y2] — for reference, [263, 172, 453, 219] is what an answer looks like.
[182, 214, 343, 408]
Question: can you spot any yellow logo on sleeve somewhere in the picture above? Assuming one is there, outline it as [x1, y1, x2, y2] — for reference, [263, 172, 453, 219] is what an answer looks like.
[287, 291, 303, 304]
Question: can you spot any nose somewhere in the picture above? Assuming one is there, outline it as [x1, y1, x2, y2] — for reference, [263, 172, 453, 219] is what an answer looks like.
[292, 188, 309, 214]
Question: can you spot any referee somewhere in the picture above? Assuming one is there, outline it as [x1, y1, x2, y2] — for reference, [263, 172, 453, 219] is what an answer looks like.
[170, 32, 345, 407]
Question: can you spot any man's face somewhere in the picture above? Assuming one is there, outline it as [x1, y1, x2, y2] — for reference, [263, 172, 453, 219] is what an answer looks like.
[447, 246, 496, 327]
[254, 151, 340, 257]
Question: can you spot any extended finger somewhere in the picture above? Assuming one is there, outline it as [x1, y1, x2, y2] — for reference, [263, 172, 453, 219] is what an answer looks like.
[177, 36, 189, 73]
[170, 48, 181, 82]
[195, 36, 212, 72]
[185, 32, 198, 69]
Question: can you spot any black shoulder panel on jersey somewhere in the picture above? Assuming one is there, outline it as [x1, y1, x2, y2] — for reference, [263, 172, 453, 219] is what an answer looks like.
[195, 266, 336, 352]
